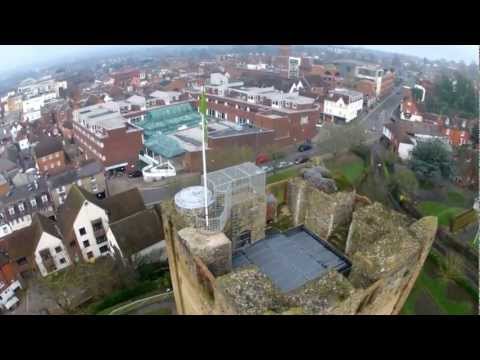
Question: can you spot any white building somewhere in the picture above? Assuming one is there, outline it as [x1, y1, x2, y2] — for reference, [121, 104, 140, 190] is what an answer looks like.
[288, 57, 301, 79]
[22, 92, 57, 122]
[147, 90, 182, 107]
[383, 120, 448, 160]
[210, 72, 230, 85]
[323, 88, 364, 123]
[58, 185, 166, 265]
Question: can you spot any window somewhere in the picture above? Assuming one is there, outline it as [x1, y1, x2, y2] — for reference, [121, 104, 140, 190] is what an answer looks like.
[41, 194, 48, 204]
[30, 198, 37, 208]
[79, 227, 87, 236]
[16, 257, 27, 266]
[99, 245, 109, 254]
[55, 246, 62, 253]
[86, 251, 94, 259]
[18, 203, 25, 214]
[92, 219, 103, 232]
[83, 240, 90, 248]
[59, 258, 66, 264]
[8, 207, 15, 216]
[56, 152, 60, 158]
[96, 235, 107, 244]
[57, 161, 61, 167]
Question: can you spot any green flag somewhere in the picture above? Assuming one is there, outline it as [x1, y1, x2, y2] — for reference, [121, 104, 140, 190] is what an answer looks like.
[199, 91, 208, 144]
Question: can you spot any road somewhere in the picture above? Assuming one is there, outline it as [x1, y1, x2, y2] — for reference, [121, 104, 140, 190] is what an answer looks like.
[353, 88, 403, 143]
[359, 88, 404, 140]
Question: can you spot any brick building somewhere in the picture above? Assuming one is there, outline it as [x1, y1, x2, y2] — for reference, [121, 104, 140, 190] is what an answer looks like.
[72, 103, 144, 172]
[34, 136, 67, 175]
[189, 87, 320, 147]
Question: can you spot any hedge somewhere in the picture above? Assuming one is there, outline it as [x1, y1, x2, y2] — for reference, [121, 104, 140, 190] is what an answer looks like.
[92, 281, 159, 313]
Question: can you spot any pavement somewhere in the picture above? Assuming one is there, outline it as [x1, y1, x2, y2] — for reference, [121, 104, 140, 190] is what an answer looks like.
[7, 279, 64, 315]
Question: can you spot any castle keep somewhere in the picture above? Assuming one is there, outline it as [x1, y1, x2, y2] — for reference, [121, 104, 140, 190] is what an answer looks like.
[161, 163, 438, 315]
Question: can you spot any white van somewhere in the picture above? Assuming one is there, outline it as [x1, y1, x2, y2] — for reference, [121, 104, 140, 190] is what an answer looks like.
[4, 296, 20, 311]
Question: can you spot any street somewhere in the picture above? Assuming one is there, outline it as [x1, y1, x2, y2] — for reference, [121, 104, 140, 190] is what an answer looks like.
[359, 87, 404, 140]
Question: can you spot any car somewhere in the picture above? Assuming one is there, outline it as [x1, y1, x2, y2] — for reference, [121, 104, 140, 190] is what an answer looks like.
[295, 156, 309, 164]
[298, 143, 312, 152]
[128, 170, 143, 178]
[255, 153, 270, 165]
[278, 161, 288, 168]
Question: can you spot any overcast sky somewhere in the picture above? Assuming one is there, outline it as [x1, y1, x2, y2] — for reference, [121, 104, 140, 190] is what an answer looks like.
[357, 45, 478, 64]
[0, 45, 478, 75]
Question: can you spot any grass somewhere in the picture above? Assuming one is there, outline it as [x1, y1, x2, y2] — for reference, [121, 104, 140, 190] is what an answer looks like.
[446, 191, 466, 207]
[325, 153, 365, 186]
[267, 168, 299, 184]
[402, 254, 476, 315]
[417, 201, 465, 227]
[142, 307, 172, 315]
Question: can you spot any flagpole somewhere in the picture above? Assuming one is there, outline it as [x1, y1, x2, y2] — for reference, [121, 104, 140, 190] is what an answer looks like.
[200, 91, 209, 228]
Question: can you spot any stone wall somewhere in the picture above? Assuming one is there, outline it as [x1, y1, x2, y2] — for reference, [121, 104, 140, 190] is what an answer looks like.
[161, 178, 438, 315]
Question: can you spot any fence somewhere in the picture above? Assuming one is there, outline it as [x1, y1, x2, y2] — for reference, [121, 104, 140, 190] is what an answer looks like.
[450, 209, 478, 233]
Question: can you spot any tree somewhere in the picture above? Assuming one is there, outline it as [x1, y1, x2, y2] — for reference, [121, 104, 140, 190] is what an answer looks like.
[411, 87, 423, 103]
[39, 256, 136, 314]
[388, 167, 418, 199]
[409, 139, 454, 183]
[470, 124, 479, 146]
[318, 123, 367, 156]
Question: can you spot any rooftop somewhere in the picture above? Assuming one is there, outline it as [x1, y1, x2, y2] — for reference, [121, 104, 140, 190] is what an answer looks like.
[76, 103, 127, 131]
[232, 226, 351, 293]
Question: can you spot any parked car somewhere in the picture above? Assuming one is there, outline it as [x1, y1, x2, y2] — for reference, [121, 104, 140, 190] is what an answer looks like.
[277, 161, 289, 169]
[295, 156, 310, 164]
[256, 153, 270, 165]
[298, 143, 312, 152]
[128, 170, 143, 178]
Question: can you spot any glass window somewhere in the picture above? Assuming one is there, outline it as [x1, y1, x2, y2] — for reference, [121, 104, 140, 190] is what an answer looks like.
[99, 245, 109, 254]
[86, 251, 94, 259]
[79, 227, 87, 236]
[55, 246, 62, 253]
[83, 240, 90, 248]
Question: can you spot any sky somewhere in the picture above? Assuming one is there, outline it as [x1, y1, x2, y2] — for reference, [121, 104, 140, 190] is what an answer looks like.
[357, 45, 478, 64]
[0, 45, 478, 75]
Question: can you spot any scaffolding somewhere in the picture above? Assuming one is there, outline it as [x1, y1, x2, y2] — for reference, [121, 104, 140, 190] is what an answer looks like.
[176, 162, 266, 240]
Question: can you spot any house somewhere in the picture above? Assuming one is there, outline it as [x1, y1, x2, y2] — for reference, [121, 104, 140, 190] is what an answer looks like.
[382, 119, 447, 160]
[323, 88, 364, 123]
[400, 97, 423, 122]
[57, 185, 165, 265]
[0, 213, 71, 278]
[47, 160, 105, 207]
[33, 136, 66, 175]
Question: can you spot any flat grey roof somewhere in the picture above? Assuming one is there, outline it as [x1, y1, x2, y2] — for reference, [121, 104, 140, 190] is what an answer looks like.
[232, 226, 351, 293]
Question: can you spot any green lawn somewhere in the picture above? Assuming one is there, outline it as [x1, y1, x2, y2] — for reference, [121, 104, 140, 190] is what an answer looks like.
[417, 201, 465, 227]
[142, 307, 172, 315]
[267, 168, 299, 184]
[326, 153, 365, 186]
[446, 191, 466, 207]
[402, 255, 476, 315]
